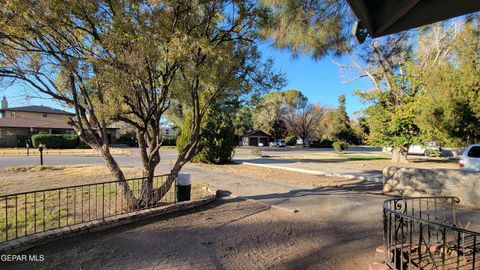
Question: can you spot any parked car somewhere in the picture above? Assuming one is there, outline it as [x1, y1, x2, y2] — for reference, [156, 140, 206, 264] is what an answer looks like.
[408, 144, 441, 156]
[382, 144, 441, 156]
[269, 139, 286, 147]
[459, 144, 480, 171]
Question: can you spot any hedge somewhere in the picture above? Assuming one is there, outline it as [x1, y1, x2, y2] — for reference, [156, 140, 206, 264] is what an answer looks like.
[310, 139, 334, 148]
[31, 134, 79, 149]
[333, 141, 349, 152]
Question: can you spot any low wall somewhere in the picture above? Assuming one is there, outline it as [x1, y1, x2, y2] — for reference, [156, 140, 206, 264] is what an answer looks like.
[383, 167, 480, 208]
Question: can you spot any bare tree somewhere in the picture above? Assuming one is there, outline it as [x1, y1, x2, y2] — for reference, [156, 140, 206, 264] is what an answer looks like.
[285, 103, 323, 147]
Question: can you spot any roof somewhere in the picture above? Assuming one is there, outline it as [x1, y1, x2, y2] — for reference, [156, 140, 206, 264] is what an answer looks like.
[0, 105, 75, 116]
[347, 0, 480, 38]
[0, 117, 73, 130]
[243, 129, 271, 137]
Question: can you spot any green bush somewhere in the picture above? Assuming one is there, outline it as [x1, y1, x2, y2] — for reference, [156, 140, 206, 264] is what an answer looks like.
[16, 135, 30, 147]
[332, 141, 349, 152]
[162, 137, 177, 146]
[285, 136, 297, 146]
[31, 134, 79, 149]
[310, 139, 334, 148]
[177, 105, 236, 164]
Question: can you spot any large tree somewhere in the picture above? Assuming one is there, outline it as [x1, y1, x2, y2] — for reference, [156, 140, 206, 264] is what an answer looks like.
[253, 89, 306, 138]
[416, 17, 480, 148]
[0, 0, 281, 206]
[330, 95, 355, 143]
[334, 33, 421, 162]
[285, 103, 323, 147]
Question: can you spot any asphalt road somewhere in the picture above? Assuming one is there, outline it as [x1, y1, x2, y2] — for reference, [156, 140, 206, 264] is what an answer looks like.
[0, 149, 178, 169]
[0, 146, 384, 168]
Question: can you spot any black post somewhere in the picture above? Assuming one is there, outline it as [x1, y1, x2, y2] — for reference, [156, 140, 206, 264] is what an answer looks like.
[176, 173, 191, 202]
[38, 144, 45, 166]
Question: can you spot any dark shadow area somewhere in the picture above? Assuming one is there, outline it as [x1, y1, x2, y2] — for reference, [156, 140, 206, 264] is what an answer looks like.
[2, 194, 384, 270]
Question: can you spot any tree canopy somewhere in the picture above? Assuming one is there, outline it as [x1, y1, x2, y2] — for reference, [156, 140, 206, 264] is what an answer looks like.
[0, 0, 283, 204]
[258, 0, 351, 58]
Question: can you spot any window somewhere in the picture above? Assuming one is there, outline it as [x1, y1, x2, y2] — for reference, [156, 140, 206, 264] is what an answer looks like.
[43, 113, 47, 118]
[467, 146, 480, 158]
[10, 112, 15, 117]
[0, 128, 3, 139]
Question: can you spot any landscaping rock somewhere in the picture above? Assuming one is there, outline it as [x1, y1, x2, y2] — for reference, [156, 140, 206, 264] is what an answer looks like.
[384, 167, 480, 208]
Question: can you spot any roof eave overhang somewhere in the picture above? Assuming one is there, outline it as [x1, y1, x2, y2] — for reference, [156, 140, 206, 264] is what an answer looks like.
[347, 0, 480, 38]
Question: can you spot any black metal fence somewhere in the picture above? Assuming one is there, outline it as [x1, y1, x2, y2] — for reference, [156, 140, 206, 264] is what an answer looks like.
[384, 197, 480, 269]
[0, 174, 177, 243]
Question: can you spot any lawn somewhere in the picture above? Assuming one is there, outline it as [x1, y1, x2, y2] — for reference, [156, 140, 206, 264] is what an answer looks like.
[0, 165, 208, 243]
[267, 150, 458, 171]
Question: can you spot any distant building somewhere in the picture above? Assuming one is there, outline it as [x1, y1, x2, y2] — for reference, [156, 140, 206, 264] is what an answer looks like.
[240, 130, 271, 147]
[0, 97, 116, 147]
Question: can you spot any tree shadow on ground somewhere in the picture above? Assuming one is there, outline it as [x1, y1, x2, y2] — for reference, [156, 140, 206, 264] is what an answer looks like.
[4, 193, 385, 270]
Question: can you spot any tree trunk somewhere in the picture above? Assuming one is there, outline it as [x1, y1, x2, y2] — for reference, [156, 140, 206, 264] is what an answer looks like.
[97, 145, 137, 207]
[301, 136, 307, 147]
[152, 163, 181, 203]
[391, 147, 409, 163]
[136, 131, 161, 207]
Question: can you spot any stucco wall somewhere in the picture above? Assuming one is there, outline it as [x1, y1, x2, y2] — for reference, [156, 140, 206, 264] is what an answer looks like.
[3, 111, 67, 120]
[383, 166, 480, 208]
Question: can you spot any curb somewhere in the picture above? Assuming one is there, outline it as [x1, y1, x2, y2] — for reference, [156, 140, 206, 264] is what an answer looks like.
[0, 195, 216, 254]
[237, 161, 383, 183]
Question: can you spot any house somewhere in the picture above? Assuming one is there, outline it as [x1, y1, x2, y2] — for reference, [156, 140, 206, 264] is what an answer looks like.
[0, 97, 116, 147]
[241, 130, 271, 147]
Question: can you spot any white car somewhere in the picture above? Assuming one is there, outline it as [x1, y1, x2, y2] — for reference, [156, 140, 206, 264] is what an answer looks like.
[408, 144, 441, 156]
[459, 144, 480, 171]
[383, 144, 441, 156]
[269, 139, 286, 147]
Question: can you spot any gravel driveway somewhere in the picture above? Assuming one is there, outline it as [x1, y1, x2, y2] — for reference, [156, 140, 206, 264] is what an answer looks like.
[3, 190, 385, 270]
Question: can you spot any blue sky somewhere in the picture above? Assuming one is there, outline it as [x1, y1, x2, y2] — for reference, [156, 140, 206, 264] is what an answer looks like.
[259, 41, 371, 117]
[0, 42, 372, 118]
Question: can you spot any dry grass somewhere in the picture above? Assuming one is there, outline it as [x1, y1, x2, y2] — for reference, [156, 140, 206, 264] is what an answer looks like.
[197, 163, 358, 188]
[0, 148, 131, 156]
[0, 165, 143, 195]
[0, 164, 207, 197]
[268, 152, 458, 171]
[0, 164, 209, 243]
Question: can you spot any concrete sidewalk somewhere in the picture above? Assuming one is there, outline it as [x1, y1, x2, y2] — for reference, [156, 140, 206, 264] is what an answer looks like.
[233, 157, 384, 183]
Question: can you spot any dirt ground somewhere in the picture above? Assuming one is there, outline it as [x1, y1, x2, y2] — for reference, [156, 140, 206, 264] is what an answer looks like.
[0, 165, 207, 199]
[198, 163, 383, 194]
[0, 163, 382, 196]
[4, 195, 385, 270]
[268, 152, 458, 171]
